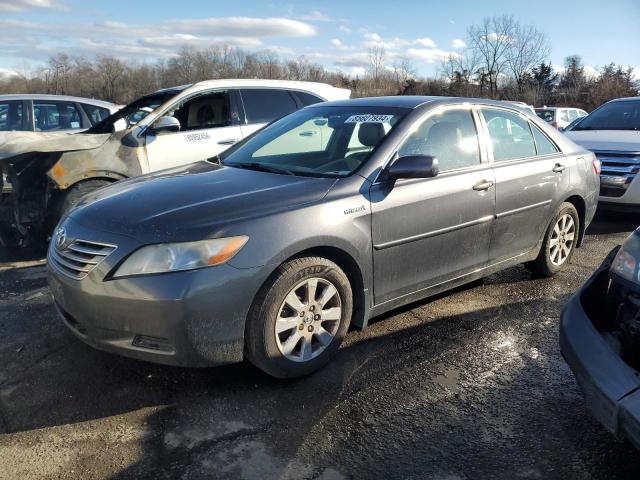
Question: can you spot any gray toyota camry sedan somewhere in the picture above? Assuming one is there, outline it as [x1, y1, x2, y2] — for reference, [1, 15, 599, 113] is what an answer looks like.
[47, 96, 599, 378]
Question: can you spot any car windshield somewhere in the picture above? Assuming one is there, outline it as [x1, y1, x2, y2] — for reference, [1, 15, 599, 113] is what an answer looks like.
[221, 105, 410, 177]
[572, 100, 640, 131]
[85, 91, 176, 134]
[536, 110, 555, 122]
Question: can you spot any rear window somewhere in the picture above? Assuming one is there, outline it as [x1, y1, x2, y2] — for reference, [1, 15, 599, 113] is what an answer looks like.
[241, 89, 298, 124]
[82, 104, 111, 125]
[536, 110, 555, 123]
[294, 91, 325, 106]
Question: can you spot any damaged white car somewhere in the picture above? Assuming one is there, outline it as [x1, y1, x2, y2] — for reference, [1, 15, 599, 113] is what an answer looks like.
[0, 80, 350, 246]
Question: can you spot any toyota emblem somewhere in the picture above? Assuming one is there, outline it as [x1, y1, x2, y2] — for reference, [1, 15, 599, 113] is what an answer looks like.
[55, 227, 66, 248]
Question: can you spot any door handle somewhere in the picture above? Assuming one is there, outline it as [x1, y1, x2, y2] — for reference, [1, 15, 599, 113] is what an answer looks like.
[299, 130, 317, 137]
[552, 163, 566, 173]
[472, 179, 494, 191]
[218, 138, 239, 145]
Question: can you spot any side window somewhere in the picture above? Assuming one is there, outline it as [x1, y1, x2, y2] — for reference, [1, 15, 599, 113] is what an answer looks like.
[578, 110, 588, 117]
[254, 117, 334, 157]
[481, 108, 536, 162]
[398, 109, 480, 171]
[568, 109, 579, 121]
[167, 91, 231, 132]
[33, 101, 82, 131]
[241, 89, 298, 124]
[0, 101, 24, 131]
[82, 104, 111, 125]
[530, 123, 559, 155]
[294, 91, 324, 106]
[559, 109, 570, 122]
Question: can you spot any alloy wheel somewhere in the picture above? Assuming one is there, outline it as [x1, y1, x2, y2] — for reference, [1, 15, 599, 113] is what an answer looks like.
[274, 277, 342, 362]
[549, 213, 575, 266]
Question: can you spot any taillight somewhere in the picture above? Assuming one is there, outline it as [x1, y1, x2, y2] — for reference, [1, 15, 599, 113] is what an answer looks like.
[592, 156, 601, 175]
[551, 122, 559, 129]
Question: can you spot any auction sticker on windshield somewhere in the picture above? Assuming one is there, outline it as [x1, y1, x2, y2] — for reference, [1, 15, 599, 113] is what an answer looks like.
[344, 114, 395, 123]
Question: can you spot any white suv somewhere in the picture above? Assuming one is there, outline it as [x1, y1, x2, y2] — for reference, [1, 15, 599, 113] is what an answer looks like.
[536, 107, 588, 130]
[564, 97, 640, 208]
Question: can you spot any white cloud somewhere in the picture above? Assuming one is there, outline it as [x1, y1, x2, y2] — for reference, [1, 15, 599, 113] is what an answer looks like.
[339, 25, 352, 33]
[169, 17, 316, 38]
[451, 38, 466, 49]
[330, 38, 348, 50]
[414, 38, 436, 48]
[632, 67, 640, 81]
[0, 0, 58, 11]
[0, 68, 18, 79]
[300, 10, 330, 21]
[406, 47, 457, 63]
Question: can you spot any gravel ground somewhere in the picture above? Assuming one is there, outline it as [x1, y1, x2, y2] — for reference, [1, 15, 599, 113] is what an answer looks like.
[1, 212, 640, 480]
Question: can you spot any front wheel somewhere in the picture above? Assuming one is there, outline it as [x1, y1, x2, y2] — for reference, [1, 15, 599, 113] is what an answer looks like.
[245, 256, 353, 379]
[527, 202, 579, 276]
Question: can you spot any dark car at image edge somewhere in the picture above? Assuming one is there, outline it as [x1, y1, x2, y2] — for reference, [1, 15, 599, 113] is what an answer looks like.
[47, 96, 599, 378]
[561, 230, 640, 449]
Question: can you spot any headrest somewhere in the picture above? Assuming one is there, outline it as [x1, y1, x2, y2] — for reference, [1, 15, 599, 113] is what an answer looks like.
[427, 122, 460, 147]
[358, 122, 385, 147]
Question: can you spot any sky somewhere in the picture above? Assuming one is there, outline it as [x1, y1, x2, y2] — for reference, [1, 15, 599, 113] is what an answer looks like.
[0, 0, 638, 79]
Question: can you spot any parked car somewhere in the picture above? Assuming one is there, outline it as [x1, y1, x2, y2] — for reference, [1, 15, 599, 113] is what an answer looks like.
[48, 96, 599, 378]
[561, 231, 640, 449]
[0, 80, 350, 246]
[0, 94, 121, 132]
[506, 101, 536, 115]
[564, 97, 640, 209]
[536, 107, 588, 130]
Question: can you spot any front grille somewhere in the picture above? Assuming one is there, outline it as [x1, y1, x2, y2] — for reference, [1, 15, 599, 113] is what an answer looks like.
[49, 239, 117, 280]
[595, 150, 640, 197]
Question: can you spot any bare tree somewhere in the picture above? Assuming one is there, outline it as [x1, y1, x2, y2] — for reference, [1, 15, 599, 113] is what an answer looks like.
[467, 15, 517, 98]
[367, 46, 386, 86]
[506, 23, 551, 91]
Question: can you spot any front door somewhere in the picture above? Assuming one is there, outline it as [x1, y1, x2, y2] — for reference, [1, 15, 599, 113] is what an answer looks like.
[371, 107, 495, 305]
[144, 89, 242, 172]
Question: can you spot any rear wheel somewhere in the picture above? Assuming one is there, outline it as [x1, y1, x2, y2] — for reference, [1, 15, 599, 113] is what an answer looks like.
[245, 256, 352, 378]
[527, 202, 579, 276]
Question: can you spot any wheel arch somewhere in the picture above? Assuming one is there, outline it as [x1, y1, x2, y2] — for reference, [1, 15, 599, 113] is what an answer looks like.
[563, 194, 586, 247]
[249, 245, 369, 333]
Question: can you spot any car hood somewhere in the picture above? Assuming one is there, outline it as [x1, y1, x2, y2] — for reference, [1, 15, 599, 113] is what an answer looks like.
[0, 131, 112, 161]
[69, 161, 337, 242]
[564, 130, 640, 152]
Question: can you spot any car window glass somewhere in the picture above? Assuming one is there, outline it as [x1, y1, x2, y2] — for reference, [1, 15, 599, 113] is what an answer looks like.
[568, 109, 579, 121]
[166, 91, 231, 132]
[241, 89, 298, 124]
[559, 109, 570, 122]
[536, 110, 554, 122]
[294, 91, 324, 106]
[530, 123, 559, 155]
[82, 104, 111, 124]
[0, 101, 24, 131]
[33, 101, 82, 131]
[254, 117, 334, 156]
[481, 108, 536, 161]
[398, 109, 480, 171]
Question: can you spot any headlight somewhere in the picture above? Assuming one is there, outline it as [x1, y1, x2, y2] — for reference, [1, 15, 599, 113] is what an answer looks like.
[611, 232, 640, 283]
[114, 236, 248, 277]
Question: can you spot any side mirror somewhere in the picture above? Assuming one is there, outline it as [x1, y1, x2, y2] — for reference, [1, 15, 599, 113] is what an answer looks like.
[152, 116, 180, 134]
[387, 155, 439, 180]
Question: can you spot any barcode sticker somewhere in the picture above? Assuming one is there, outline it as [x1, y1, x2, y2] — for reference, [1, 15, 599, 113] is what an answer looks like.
[344, 114, 394, 124]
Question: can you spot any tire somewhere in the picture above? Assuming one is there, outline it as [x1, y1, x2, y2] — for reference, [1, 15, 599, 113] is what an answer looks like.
[245, 256, 353, 379]
[59, 179, 112, 217]
[527, 202, 579, 277]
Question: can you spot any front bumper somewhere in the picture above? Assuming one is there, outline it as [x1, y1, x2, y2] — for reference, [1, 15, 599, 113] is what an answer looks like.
[560, 247, 640, 448]
[47, 217, 268, 367]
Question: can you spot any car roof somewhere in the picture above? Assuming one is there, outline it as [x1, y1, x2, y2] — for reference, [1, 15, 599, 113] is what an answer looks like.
[609, 96, 640, 103]
[0, 94, 120, 109]
[316, 95, 537, 111]
[155, 79, 351, 101]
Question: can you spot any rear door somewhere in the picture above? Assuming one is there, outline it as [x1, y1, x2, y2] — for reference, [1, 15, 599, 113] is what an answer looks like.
[370, 106, 495, 304]
[479, 107, 568, 263]
[238, 89, 300, 138]
[144, 89, 243, 172]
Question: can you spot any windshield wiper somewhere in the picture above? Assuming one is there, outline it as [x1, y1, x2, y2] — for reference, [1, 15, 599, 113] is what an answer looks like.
[228, 162, 295, 176]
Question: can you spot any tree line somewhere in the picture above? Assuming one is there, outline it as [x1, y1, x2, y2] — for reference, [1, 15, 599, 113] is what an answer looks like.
[0, 15, 636, 111]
